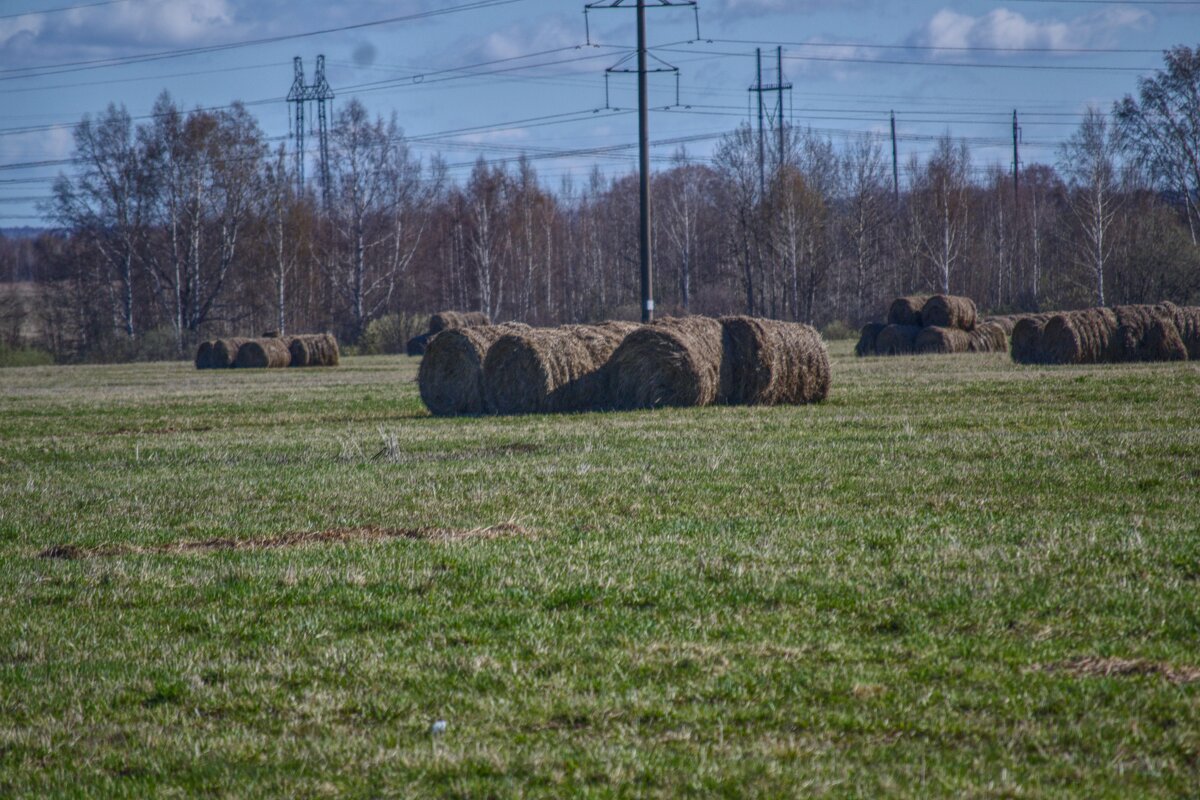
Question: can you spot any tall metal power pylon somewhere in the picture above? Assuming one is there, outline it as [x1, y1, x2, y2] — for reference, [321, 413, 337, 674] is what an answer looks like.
[584, 0, 699, 324]
[748, 46, 792, 196]
[287, 55, 335, 204]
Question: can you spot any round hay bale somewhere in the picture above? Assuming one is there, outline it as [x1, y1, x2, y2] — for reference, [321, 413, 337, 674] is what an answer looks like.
[484, 321, 638, 415]
[234, 337, 292, 369]
[406, 333, 431, 357]
[914, 326, 971, 354]
[606, 316, 724, 410]
[428, 310, 491, 335]
[418, 323, 529, 416]
[887, 295, 933, 327]
[1111, 305, 1187, 363]
[967, 322, 1008, 354]
[874, 324, 921, 356]
[1040, 308, 1118, 365]
[1010, 315, 1055, 364]
[719, 316, 831, 405]
[288, 333, 340, 367]
[983, 315, 1016, 335]
[921, 294, 978, 331]
[194, 340, 216, 370]
[855, 322, 886, 357]
[1157, 302, 1200, 360]
[210, 337, 251, 368]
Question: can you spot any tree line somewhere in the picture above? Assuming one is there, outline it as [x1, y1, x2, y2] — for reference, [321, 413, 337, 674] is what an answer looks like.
[2, 45, 1198, 362]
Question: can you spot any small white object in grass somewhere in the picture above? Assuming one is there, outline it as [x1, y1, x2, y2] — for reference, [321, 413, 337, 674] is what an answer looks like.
[430, 719, 447, 736]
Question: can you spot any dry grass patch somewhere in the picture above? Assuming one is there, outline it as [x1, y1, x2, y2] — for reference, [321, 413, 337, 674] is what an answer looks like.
[1032, 656, 1200, 685]
[38, 522, 533, 559]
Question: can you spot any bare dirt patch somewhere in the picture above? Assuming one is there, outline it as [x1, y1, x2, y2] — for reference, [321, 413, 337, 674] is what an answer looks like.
[1032, 656, 1200, 685]
[38, 523, 532, 559]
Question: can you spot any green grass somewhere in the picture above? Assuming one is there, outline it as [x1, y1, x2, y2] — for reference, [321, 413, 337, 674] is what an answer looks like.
[2, 344, 1199, 798]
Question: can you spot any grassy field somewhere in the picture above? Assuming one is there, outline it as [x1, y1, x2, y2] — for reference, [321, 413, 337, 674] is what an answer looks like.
[1, 343, 1198, 797]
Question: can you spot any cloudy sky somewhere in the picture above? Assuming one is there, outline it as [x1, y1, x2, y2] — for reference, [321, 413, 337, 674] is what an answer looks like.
[1, 0, 1193, 226]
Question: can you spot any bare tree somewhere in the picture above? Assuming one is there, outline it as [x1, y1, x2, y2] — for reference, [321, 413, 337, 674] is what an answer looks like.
[909, 136, 972, 294]
[1059, 108, 1123, 306]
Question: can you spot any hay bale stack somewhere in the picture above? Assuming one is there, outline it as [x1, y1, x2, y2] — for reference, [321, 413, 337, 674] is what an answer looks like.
[418, 323, 529, 416]
[1040, 308, 1118, 365]
[194, 340, 216, 370]
[484, 322, 638, 415]
[887, 295, 933, 327]
[874, 324, 921, 356]
[1158, 302, 1200, 360]
[984, 315, 1017, 335]
[428, 310, 491, 335]
[914, 326, 971, 354]
[406, 333, 430, 357]
[288, 333, 340, 367]
[606, 316, 724, 410]
[967, 322, 1008, 354]
[209, 337, 251, 368]
[234, 337, 292, 369]
[855, 322, 886, 357]
[921, 294, 978, 331]
[720, 316, 831, 406]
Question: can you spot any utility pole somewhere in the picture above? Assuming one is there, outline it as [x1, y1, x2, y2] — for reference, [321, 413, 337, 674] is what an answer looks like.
[749, 46, 792, 195]
[286, 55, 335, 206]
[1012, 109, 1020, 213]
[890, 110, 900, 205]
[586, 0, 698, 324]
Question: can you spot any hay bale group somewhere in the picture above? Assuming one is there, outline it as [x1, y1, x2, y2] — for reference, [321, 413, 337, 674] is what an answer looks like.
[417, 315, 832, 417]
[856, 294, 1008, 357]
[195, 333, 339, 369]
[1010, 303, 1200, 365]
[406, 310, 491, 356]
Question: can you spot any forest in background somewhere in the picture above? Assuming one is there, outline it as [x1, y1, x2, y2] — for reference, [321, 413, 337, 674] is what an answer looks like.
[1, 45, 1198, 364]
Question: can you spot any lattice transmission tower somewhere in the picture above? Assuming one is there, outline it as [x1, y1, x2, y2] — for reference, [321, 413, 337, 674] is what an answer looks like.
[286, 55, 334, 204]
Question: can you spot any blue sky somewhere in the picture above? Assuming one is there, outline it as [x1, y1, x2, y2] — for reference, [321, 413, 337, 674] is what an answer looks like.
[1, 0, 1195, 227]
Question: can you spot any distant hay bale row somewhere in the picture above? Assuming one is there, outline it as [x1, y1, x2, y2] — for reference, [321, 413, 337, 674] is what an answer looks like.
[428, 310, 491, 335]
[418, 316, 831, 416]
[1012, 304, 1195, 365]
[195, 334, 339, 370]
[984, 312, 1054, 336]
[860, 294, 987, 357]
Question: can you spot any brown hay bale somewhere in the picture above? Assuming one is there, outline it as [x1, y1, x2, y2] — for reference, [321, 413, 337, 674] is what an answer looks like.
[984, 315, 1016, 335]
[921, 294, 978, 331]
[194, 340, 216, 370]
[1010, 316, 1055, 364]
[1157, 302, 1200, 360]
[914, 326, 971, 354]
[719, 316, 830, 405]
[1040, 308, 1118, 365]
[428, 310, 491, 335]
[606, 316, 724, 410]
[418, 323, 529, 416]
[406, 333, 430, 356]
[855, 322, 886, 357]
[1109, 305, 1186, 363]
[887, 295, 932, 327]
[483, 321, 638, 414]
[234, 337, 292, 369]
[209, 337, 251, 368]
[874, 324, 921, 355]
[967, 322, 1008, 354]
[288, 333, 340, 367]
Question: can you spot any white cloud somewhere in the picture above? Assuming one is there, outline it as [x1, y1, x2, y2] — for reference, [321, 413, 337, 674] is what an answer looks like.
[1, 0, 236, 64]
[914, 7, 1151, 54]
